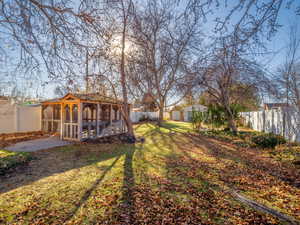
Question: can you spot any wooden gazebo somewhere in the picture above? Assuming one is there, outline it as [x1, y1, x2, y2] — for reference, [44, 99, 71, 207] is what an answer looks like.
[41, 93, 129, 141]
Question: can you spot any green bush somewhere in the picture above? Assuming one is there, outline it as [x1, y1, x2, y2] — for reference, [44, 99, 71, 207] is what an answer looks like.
[191, 111, 206, 130]
[251, 133, 286, 149]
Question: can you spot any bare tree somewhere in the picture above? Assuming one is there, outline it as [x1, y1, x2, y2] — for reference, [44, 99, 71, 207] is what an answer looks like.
[90, 0, 137, 137]
[118, 0, 135, 137]
[199, 37, 268, 133]
[214, 0, 299, 47]
[0, 0, 100, 100]
[273, 24, 300, 141]
[1, 0, 299, 136]
[126, 0, 204, 125]
[275, 25, 300, 109]
[192, 0, 299, 133]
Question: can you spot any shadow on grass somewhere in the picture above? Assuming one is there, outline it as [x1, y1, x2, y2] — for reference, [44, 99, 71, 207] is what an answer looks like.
[63, 154, 123, 223]
[116, 146, 137, 224]
[190, 134, 300, 189]
[162, 147, 284, 224]
[160, 121, 191, 131]
[125, 123, 280, 224]
[1, 140, 140, 224]
[3, 122, 296, 224]
[141, 123, 299, 223]
[154, 122, 300, 189]
[0, 143, 127, 194]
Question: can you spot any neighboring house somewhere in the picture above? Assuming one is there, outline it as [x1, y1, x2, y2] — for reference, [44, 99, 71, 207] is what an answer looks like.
[264, 103, 289, 110]
[142, 92, 158, 111]
[133, 92, 158, 112]
[132, 103, 142, 112]
[171, 104, 207, 122]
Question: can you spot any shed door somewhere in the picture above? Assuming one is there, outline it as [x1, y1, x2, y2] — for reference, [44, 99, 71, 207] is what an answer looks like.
[180, 111, 184, 121]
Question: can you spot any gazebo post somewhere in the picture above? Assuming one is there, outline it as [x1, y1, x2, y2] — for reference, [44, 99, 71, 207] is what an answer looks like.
[41, 105, 43, 132]
[60, 103, 64, 139]
[78, 102, 83, 141]
[70, 104, 73, 139]
[87, 106, 92, 138]
[51, 105, 55, 132]
[96, 104, 100, 137]
[110, 104, 112, 125]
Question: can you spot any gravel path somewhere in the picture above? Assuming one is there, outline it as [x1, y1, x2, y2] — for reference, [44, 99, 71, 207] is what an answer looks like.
[4, 136, 71, 152]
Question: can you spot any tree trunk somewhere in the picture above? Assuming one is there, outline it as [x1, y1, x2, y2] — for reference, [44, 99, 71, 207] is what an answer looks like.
[227, 116, 238, 134]
[222, 91, 238, 134]
[122, 103, 134, 136]
[158, 105, 164, 126]
[120, 68, 134, 138]
[120, 8, 134, 138]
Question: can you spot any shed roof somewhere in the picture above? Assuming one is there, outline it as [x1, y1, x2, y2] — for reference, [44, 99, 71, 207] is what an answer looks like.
[42, 93, 126, 105]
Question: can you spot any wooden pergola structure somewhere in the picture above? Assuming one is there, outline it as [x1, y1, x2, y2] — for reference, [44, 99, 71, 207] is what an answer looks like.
[41, 93, 129, 141]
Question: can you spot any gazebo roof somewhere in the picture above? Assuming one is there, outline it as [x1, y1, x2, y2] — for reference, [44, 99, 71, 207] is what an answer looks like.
[42, 93, 126, 105]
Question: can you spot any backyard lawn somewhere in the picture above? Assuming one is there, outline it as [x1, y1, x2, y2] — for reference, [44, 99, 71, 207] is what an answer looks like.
[0, 121, 299, 224]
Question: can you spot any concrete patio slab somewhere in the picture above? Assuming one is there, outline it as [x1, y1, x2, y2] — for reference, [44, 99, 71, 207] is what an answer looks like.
[4, 136, 71, 152]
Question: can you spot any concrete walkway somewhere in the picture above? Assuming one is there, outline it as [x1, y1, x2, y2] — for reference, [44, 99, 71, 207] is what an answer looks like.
[5, 136, 71, 152]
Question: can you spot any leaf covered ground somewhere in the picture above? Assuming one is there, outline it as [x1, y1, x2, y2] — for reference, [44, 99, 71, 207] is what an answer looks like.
[0, 121, 299, 224]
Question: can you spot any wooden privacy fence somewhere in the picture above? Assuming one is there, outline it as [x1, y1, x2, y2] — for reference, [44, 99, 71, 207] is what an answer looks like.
[241, 108, 300, 142]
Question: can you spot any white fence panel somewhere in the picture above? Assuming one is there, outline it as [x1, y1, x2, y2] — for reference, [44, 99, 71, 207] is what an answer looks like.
[241, 108, 300, 142]
[0, 102, 16, 133]
[130, 111, 159, 123]
[0, 103, 41, 134]
[18, 106, 41, 132]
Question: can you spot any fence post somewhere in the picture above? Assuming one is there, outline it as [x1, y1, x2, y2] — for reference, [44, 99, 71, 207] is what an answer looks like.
[283, 109, 286, 137]
[14, 105, 19, 132]
[262, 110, 265, 132]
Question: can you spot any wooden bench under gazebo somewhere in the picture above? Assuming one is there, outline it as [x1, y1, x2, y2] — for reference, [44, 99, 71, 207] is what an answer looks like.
[41, 93, 129, 141]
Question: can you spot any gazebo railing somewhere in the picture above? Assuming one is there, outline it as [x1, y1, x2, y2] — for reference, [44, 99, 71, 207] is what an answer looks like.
[63, 122, 78, 140]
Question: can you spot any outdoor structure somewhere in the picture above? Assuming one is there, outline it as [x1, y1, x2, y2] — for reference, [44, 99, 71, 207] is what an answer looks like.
[41, 93, 128, 141]
[171, 104, 207, 122]
[0, 97, 41, 134]
[132, 92, 158, 112]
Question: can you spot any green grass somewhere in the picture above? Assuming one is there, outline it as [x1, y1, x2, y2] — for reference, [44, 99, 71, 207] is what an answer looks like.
[0, 121, 298, 224]
[0, 150, 32, 175]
